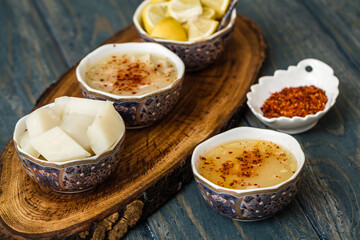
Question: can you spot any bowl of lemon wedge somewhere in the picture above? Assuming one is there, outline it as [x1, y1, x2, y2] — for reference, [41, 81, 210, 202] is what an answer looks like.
[133, 0, 236, 71]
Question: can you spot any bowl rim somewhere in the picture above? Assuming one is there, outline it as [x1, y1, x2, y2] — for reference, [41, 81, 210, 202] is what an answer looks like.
[191, 127, 305, 196]
[246, 58, 340, 124]
[13, 102, 126, 168]
[132, 0, 237, 45]
[76, 42, 185, 101]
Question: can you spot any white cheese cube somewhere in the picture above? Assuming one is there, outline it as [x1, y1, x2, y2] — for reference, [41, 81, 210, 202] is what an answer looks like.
[30, 126, 91, 162]
[87, 101, 125, 155]
[19, 131, 40, 158]
[54, 96, 108, 118]
[25, 107, 60, 137]
[60, 114, 95, 152]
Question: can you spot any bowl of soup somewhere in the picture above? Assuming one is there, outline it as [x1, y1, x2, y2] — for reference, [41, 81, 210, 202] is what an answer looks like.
[191, 127, 305, 221]
[76, 42, 185, 128]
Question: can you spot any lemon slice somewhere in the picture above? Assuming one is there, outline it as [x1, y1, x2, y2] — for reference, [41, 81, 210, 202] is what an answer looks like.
[168, 0, 203, 23]
[199, 6, 216, 19]
[151, 17, 187, 41]
[182, 23, 189, 32]
[142, 2, 168, 34]
[201, 0, 230, 19]
[187, 17, 219, 41]
[149, 0, 168, 3]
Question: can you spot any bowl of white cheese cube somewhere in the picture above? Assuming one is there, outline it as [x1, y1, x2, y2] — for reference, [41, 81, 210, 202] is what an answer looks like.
[13, 96, 125, 193]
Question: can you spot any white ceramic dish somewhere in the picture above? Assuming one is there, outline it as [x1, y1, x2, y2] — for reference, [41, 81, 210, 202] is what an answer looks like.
[191, 127, 305, 221]
[76, 42, 185, 128]
[247, 58, 339, 134]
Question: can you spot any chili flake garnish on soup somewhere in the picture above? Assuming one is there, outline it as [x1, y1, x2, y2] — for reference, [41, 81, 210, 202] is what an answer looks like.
[85, 52, 177, 96]
[261, 85, 328, 118]
[197, 140, 298, 190]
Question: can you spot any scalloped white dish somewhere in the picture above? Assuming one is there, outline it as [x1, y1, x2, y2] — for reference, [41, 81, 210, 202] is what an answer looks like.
[247, 58, 339, 134]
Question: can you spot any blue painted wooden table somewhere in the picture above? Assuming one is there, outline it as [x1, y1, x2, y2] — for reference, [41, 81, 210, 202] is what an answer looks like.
[1, 0, 359, 239]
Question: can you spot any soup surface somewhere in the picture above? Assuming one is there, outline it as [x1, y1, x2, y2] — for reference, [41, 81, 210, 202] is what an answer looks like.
[85, 52, 178, 96]
[197, 140, 298, 190]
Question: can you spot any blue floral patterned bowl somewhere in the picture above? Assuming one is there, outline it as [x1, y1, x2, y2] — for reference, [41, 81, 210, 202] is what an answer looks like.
[191, 127, 305, 221]
[133, 0, 236, 72]
[13, 103, 125, 193]
[76, 42, 185, 129]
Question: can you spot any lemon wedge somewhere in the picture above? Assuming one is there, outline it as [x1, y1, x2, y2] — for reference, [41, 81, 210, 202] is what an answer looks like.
[201, 0, 230, 19]
[151, 17, 187, 41]
[182, 23, 189, 32]
[199, 6, 216, 19]
[187, 17, 219, 41]
[149, 0, 168, 2]
[168, 0, 203, 23]
[142, 2, 168, 34]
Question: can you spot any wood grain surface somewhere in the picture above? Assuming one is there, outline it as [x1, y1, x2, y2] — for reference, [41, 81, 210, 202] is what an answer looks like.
[0, 0, 359, 239]
[0, 15, 266, 239]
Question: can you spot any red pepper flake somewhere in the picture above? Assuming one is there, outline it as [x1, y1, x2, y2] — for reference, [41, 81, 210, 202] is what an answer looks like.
[261, 85, 327, 118]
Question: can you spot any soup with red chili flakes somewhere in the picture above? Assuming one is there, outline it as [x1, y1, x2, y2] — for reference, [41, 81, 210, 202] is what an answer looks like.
[197, 140, 298, 190]
[85, 52, 178, 96]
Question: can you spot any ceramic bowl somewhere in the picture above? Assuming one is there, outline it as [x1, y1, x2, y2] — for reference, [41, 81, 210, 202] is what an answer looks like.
[13, 103, 125, 193]
[191, 127, 305, 221]
[133, 0, 236, 71]
[247, 58, 339, 134]
[76, 42, 185, 129]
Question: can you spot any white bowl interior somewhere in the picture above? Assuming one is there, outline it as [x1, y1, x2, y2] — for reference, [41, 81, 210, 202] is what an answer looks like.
[249, 59, 338, 114]
[133, 0, 237, 45]
[76, 42, 185, 100]
[246, 58, 339, 133]
[191, 127, 305, 194]
[13, 102, 125, 166]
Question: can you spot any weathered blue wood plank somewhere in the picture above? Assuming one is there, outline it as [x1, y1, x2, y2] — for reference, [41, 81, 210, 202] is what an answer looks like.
[0, 0, 67, 150]
[237, 0, 360, 239]
[301, 0, 360, 71]
[122, 220, 157, 240]
[34, 0, 143, 66]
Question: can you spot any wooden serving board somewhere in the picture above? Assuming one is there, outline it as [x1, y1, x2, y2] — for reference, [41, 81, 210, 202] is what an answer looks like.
[0, 15, 265, 239]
